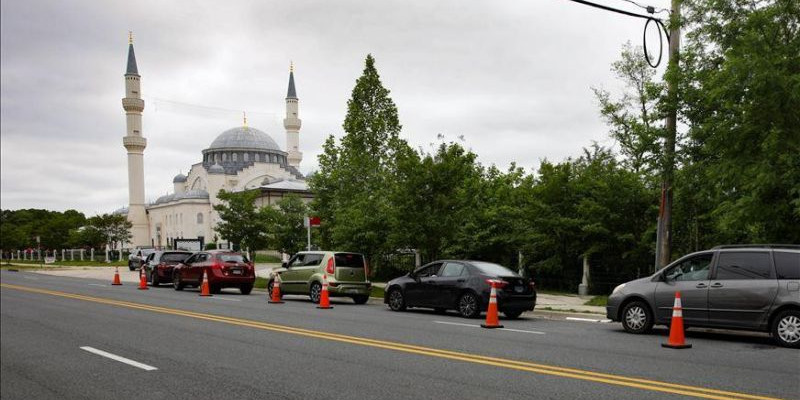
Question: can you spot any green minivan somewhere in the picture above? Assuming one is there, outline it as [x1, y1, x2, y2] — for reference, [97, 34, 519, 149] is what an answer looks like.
[268, 251, 372, 304]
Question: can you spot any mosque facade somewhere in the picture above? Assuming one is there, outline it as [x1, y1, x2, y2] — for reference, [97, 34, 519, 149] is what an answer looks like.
[121, 38, 311, 249]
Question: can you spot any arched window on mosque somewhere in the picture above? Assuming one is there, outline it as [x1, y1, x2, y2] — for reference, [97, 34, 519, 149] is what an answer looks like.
[243, 153, 249, 162]
[232, 153, 238, 162]
[197, 213, 203, 224]
[222, 153, 228, 161]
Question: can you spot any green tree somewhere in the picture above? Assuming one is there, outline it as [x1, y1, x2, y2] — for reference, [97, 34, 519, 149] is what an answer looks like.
[213, 189, 270, 252]
[85, 213, 132, 252]
[678, 0, 800, 245]
[263, 194, 308, 255]
[310, 54, 412, 267]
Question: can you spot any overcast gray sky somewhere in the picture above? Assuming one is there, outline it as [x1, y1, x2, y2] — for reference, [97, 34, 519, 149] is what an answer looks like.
[1, 0, 670, 215]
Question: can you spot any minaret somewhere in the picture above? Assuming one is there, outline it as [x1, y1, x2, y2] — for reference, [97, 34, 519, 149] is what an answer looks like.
[122, 32, 149, 247]
[284, 63, 302, 168]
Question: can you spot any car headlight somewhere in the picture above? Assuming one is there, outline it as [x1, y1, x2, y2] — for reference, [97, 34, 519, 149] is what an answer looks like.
[612, 283, 626, 295]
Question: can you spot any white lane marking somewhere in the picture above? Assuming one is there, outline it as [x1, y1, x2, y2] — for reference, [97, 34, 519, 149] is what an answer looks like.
[88, 283, 106, 287]
[434, 321, 545, 335]
[209, 296, 241, 302]
[80, 347, 158, 371]
[566, 317, 612, 323]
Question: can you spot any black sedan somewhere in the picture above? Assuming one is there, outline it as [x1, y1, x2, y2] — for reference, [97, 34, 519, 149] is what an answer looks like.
[384, 260, 536, 319]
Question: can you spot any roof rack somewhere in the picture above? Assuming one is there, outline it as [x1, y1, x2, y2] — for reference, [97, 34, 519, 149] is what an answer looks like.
[713, 244, 800, 250]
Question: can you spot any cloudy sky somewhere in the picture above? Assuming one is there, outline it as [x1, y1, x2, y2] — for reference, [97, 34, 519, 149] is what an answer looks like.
[1, 0, 670, 215]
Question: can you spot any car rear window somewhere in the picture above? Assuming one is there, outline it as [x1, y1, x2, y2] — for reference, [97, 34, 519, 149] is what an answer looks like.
[774, 251, 800, 280]
[715, 252, 773, 280]
[161, 252, 191, 262]
[334, 253, 364, 268]
[217, 254, 248, 263]
[471, 262, 517, 277]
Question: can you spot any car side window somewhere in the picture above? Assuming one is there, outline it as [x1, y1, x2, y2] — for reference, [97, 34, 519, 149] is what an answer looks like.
[774, 251, 800, 279]
[303, 254, 324, 266]
[665, 254, 712, 281]
[184, 255, 196, 265]
[715, 252, 773, 280]
[439, 262, 465, 277]
[289, 254, 305, 267]
[417, 263, 443, 278]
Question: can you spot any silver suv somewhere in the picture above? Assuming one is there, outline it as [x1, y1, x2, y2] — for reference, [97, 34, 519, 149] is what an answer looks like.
[607, 245, 800, 348]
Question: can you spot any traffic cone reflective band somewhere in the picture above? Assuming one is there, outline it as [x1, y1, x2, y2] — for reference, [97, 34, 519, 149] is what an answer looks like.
[269, 275, 285, 304]
[317, 273, 333, 309]
[662, 291, 691, 349]
[199, 269, 212, 297]
[481, 280, 504, 329]
[137, 265, 148, 290]
[112, 266, 122, 286]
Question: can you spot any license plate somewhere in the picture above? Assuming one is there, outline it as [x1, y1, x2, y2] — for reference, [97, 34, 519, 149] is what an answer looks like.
[231, 269, 242, 275]
[514, 286, 524, 293]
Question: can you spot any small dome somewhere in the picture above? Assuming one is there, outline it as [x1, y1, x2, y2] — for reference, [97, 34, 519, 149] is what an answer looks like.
[208, 126, 281, 151]
[175, 189, 209, 200]
[173, 173, 187, 183]
[208, 163, 225, 174]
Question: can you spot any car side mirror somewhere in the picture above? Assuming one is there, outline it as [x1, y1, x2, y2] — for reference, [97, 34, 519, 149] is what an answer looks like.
[281, 261, 288, 269]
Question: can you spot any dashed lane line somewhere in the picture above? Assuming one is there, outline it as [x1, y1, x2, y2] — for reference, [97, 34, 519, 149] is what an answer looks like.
[80, 346, 158, 371]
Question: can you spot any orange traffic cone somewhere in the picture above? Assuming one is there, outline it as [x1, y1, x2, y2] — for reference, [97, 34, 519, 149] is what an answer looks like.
[481, 280, 504, 329]
[268, 275, 285, 304]
[316, 274, 333, 309]
[662, 291, 692, 349]
[137, 265, 149, 290]
[199, 269, 212, 297]
[112, 266, 122, 286]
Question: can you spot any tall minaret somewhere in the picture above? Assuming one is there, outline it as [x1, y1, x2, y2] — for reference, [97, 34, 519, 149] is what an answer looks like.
[284, 63, 302, 168]
[121, 32, 149, 247]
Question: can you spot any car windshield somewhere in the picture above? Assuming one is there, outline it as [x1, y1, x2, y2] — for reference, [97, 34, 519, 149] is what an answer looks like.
[218, 254, 248, 263]
[161, 252, 191, 262]
[470, 262, 517, 277]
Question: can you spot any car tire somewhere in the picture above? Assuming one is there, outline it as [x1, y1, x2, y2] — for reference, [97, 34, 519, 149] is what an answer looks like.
[128, 262, 135, 271]
[352, 295, 369, 305]
[240, 284, 253, 295]
[387, 289, 406, 311]
[150, 271, 159, 286]
[310, 282, 322, 304]
[621, 301, 653, 334]
[504, 310, 523, 319]
[458, 292, 481, 319]
[772, 309, 800, 348]
[173, 273, 185, 291]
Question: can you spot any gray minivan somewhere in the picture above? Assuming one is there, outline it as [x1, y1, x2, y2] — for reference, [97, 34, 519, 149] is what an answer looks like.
[606, 245, 800, 347]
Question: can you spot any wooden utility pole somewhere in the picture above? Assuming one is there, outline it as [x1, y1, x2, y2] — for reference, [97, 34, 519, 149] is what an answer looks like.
[656, 0, 681, 270]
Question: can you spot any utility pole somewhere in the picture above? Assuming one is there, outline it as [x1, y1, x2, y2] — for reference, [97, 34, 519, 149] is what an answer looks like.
[656, 0, 681, 270]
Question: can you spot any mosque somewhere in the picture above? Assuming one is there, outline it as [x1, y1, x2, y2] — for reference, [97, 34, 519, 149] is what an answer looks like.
[120, 36, 311, 249]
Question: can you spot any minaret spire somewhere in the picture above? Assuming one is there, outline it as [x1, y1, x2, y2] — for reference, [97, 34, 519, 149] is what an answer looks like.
[284, 62, 302, 168]
[122, 33, 149, 247]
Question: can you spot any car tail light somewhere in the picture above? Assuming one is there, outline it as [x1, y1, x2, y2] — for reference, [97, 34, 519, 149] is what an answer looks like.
[212, 261, 223, 269]
[326, 257, 334, 274]
[529, 281, 536, 289]
[364, 259, 370, 278]
[485, 279, 508, 288]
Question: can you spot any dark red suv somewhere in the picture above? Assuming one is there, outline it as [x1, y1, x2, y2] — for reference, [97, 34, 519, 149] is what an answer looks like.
[172, 251, 256, 294]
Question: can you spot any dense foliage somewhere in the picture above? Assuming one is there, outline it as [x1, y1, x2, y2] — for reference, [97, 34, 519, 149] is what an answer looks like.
[0, 209, 131, 251]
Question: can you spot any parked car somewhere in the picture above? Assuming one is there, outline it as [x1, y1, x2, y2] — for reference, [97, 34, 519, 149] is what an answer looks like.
[607, 245, 800, 348]
[172, 250, 256, 294]
[384, 260, 536, 319]
[142, 250, 192, 286]
[128, 247, 156, 271]
[268, 251, 371, 304]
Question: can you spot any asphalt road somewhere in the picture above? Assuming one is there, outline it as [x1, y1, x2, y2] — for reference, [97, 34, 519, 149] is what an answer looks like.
[1, 270, 797, 400]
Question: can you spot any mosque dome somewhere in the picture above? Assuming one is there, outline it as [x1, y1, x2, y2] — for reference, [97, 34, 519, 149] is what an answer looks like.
[173, 173, 187, 183]
[208, 163, 225, 174]
[208, 126, 280, 151]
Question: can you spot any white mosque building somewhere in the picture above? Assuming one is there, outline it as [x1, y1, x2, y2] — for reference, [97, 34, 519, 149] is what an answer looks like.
[120, 37, 311, 249]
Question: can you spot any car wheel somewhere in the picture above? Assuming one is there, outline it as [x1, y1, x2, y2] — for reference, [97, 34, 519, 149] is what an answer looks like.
[150, 271, 159, 286]
[352, 295, 369, 305]
[504, 310, 523, 319]
[621, 301, 653, 334]
[387, 289, 406, 311]
[310, 282, 322, 304]
[173, 273, 184, 291]
[128, 262, 135, 271]
[240, 284, 253, 295]
[772, 309, 800, 348]
[458, 292, 481, 319]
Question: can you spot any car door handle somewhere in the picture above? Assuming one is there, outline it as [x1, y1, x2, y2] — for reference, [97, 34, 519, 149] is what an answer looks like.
[710, 282, 724, 288]
[695, 283, 707, 288]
